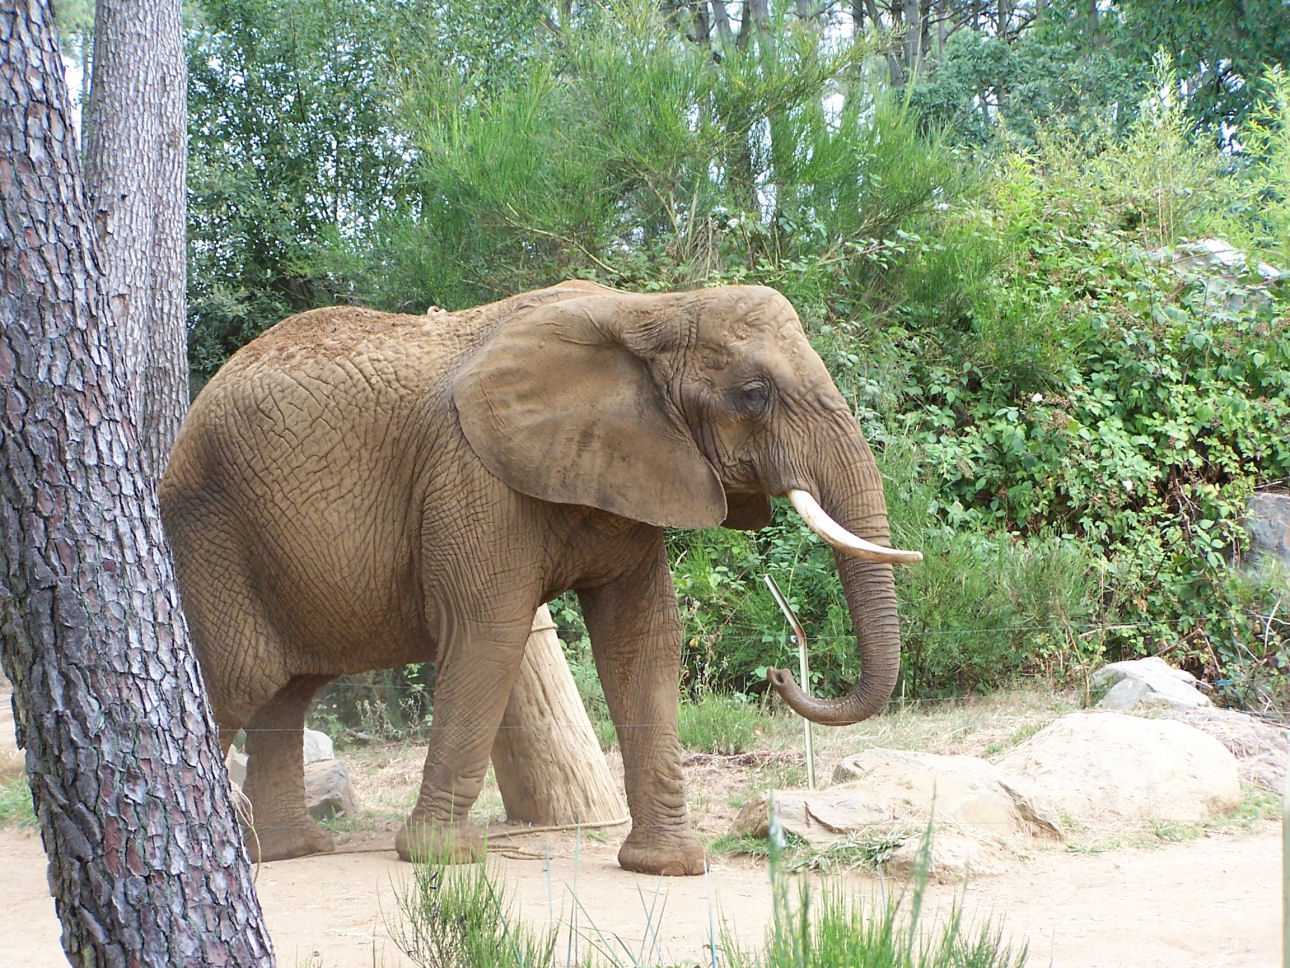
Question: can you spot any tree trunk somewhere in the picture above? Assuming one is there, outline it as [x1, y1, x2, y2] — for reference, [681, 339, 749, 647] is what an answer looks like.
[83, 0, 188, 482]
[901, 0, 923, 85]
[0, 2, 275, 965]
[711, 0, 735, 45]
[490, 606, 627, 827]
[863, 0, 906, 86]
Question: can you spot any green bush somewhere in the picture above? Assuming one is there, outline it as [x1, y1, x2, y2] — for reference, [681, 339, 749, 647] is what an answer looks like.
[677, 692, 760, 754]
[315, 0, 966, 321]
[879, 63, 1290, 697]
[726, 830, 1028, 968]
[0, 777, 36, 829]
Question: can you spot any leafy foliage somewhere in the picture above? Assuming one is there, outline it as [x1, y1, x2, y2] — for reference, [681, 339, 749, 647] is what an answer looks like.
[1118, 0, 1290, 138]
[886, 67, 1290, 699]
[311, 1, 964, 315]
[909, 1, 1152, 150]
[186, 0, 413, 377]
[184, 1, 1290, 712]
[908, 0, 1290, 149]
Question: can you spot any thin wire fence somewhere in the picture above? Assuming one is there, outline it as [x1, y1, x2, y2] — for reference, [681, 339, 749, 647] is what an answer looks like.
[216, 608, 1289, 736]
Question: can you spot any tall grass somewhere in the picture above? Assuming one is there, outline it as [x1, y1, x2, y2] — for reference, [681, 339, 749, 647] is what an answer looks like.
[388, 831, 1026, 968]
[726, 834, 1026, 968]
[389, 860, 559, 968]
[678, 693, 761, 755]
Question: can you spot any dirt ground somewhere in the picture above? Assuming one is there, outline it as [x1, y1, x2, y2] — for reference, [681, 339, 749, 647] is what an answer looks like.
[1, 808, 1280, 967]
[1, 686, 1282, 967]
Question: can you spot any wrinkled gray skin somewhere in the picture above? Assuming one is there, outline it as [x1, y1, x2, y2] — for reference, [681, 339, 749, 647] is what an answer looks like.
[159, 281, 908, 876]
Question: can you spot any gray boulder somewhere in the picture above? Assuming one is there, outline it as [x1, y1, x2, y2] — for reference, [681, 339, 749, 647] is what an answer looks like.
[302, 727, 335, 764]
[1090, 656, 1211, 711]
[732, 750, 1061, 846]
[305, 760, 360, 820]
[1247, 491, 1290, 577]
[831, 749, 1064, 841]
[1164, 706, 1288, 793]
[226, 748, 248, 787]
[227, 727, 354, 820]
[731, 748, 1063, 881]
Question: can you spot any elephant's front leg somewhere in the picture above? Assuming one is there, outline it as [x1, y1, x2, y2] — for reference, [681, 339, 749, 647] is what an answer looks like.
[395, 609, 534, 863]
[578, 538, 706, 876]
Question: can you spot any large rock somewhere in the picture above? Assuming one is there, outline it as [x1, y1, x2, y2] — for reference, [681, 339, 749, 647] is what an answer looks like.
[305, 760, 360, 820]
[831, 749, 1064, 841]
[226, 748, 248, 787]
[227, 728, 354, 820]
[1090, 657, 1211, 711]
[1164, 706, 1288, 793]
[995, 712, 1241, 826]
[733, 750, 1061, 846]
[1247, 491, 1290, 577]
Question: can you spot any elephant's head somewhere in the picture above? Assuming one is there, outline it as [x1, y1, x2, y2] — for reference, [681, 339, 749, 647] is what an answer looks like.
[454, 281, 920, 725]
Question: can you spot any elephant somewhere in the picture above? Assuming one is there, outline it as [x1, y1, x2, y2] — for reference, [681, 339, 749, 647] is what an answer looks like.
[158, 279, 921, 876]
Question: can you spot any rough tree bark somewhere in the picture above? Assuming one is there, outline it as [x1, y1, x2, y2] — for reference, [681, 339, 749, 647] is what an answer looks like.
[82, 0, 188, 481]
[0, 1, 276, 964]
[491, 606, 627, 827]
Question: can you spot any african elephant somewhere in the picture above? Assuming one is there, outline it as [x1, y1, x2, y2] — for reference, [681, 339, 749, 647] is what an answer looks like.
[159, 280, 920, 876]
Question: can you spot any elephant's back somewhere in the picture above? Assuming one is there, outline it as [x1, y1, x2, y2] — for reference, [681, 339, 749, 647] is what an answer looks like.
[171, 308, 440, 486]
[217, 305, 448, 374]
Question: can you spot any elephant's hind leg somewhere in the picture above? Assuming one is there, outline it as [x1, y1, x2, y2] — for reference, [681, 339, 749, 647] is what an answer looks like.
[242, 674, 335, 862]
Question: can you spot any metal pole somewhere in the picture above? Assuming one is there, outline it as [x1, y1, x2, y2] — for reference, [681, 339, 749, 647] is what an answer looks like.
[764, 574, 815, 790]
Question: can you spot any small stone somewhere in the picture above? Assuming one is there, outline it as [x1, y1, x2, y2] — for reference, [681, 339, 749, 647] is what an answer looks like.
[1090, 656, 1210, 710]
[225, 749, 247, 788]
[305, 761, 359, 820]
[302, 728, 334, 765]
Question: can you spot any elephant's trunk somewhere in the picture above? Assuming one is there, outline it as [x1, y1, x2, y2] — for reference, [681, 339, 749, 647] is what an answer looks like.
[767, 429, 916, 726]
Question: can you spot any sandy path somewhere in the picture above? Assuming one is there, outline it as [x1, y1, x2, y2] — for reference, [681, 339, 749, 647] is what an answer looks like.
[1, 825, 1279, 967]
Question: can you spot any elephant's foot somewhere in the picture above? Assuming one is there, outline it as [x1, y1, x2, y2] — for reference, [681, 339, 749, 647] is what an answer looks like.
[244, 820, 335, 863]
[395, 814, 487, 864]
[617, 827, 707, 876]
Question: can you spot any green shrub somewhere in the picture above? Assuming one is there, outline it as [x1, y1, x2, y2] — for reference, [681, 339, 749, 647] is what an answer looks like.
[310, 666, 436, 744]
[897, 535, 1100, 697]
[390, 861, 557, 968]
[875, 63, 1290, 700]
[0, 777, 36, 829]
[725, 830, 1028, 968]
[677, 693, 760, 755]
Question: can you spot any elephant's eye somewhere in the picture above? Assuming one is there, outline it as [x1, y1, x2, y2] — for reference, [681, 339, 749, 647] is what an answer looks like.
[736, 380, 771, 417]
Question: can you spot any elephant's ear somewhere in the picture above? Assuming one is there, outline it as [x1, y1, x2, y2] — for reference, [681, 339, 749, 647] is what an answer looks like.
[453, 292, 727, 529]
[723, 492, 772, 531]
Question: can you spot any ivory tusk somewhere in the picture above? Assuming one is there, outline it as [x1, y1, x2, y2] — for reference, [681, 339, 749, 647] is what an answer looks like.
[787, 489, 923, 564]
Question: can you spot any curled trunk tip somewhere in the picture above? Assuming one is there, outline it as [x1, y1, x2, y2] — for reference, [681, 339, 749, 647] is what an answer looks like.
[766, 667, 884, 726]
